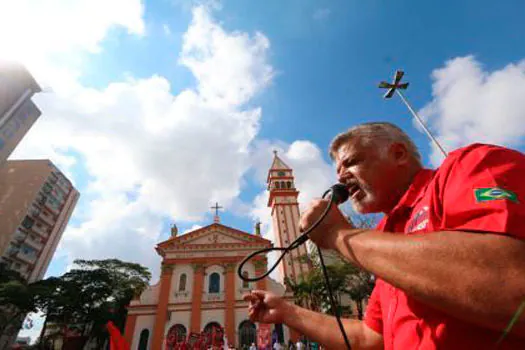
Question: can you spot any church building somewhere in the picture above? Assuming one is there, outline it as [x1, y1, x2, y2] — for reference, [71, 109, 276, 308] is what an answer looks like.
[123, 152, 310, 349]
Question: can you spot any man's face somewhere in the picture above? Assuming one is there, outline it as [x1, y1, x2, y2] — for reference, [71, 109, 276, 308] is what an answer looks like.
[335, 140, 400, 214]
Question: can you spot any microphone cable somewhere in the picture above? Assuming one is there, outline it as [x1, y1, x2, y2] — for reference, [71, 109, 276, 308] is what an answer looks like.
[238, 183, 353, 350]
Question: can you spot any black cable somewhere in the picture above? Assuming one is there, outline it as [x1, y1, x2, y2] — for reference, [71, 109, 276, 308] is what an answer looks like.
[317, 245, 352, 350]
[238, 184, 352, 350]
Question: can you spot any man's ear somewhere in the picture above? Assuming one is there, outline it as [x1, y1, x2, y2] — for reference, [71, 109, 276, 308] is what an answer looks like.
[389, 142, 410, 165]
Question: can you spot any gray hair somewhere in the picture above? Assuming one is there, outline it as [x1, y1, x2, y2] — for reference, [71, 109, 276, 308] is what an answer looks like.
[329, 122, 421, 164]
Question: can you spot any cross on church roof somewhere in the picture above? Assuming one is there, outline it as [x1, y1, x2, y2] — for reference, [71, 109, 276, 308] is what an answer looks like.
[210, 202, 223, 223]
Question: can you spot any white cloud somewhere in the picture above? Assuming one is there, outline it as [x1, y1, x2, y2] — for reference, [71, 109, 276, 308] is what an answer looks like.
[313, 8, 331, 21]
[420, 56, 525, 164]
[182, 224, 203, 234]
[163, 24, 172, 36]
[10, 3, 274, 285]
[180, 6, 273, 108]
[0, 0, 145, 89]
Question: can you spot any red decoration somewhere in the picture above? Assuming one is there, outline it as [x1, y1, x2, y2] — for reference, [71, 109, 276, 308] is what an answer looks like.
[107, 321, 130, 350]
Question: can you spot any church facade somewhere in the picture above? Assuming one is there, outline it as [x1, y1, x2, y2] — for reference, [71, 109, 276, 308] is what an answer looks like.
[123, 152, 309, 349]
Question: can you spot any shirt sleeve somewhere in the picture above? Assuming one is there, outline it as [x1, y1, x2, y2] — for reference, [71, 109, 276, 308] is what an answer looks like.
[364, 283, 383, 335]
[439, 144, 525, 239]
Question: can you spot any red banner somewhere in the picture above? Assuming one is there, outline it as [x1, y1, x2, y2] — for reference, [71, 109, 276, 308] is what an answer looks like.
[257, 324, 271, 349]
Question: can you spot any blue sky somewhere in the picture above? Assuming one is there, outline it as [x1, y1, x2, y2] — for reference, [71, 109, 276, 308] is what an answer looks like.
[5, 0, 525, 340]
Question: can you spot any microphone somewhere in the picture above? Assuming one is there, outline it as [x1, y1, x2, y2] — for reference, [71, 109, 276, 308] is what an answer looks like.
[294, 183, 350, 246]
[330, 183, 350, 204]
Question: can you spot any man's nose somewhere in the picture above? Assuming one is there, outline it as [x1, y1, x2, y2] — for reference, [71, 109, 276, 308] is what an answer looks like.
[338, 170, 353, 184]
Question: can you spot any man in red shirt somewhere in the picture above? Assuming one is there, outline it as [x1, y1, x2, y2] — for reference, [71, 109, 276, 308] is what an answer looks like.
[244, 122, 525, 349]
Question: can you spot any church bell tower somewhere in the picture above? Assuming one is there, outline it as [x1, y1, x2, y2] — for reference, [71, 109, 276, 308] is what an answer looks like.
[267, 151, 311, 285]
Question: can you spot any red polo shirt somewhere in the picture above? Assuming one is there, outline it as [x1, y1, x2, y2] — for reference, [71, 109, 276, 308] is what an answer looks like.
[364, 143, 525, 349]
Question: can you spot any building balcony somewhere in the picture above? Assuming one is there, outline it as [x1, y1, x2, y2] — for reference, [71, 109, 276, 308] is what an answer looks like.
[173, 291, 190, 298]
[39, 212, 55, 226]
[31, 224, 49, 238]
[51, 189, 66, 204]
[5, 246, 20, 258]
[13, 230, 28, 244]
[17, 251, 37, 265]
[203, 292, 224, 302]
[44, 201, 61, 216]
[56, 178, 71, 193]
[10, 261, 29, 275]
[24, 236, 44, 251]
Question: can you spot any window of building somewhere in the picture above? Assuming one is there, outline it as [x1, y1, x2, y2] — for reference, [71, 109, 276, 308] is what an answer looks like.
[287, 181, 292, 189]
[42, 183, 53, 194]
[21, 216, 34, 229]
[179, 273, 187, 292]
[239, 320, 257, 348]
[138, 329, 149, 350]
[21, 245, 36, 257]
[275, 182, 280, 189]
[57, 177, 71, 190]
[203, 322, 222, 338]
[166, 324, 186, 349]
[242, 271, 249, 289]
[37, 195, 47, 205]
[30, 207, 41, 217]
[46, 196, 61, 211]
[48, 174, 57, 184]
[209, 272, 220, 293]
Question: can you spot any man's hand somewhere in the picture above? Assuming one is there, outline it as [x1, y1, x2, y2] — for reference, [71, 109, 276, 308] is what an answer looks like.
[243, 290, 291, 324]
[298, 198, 354, 249]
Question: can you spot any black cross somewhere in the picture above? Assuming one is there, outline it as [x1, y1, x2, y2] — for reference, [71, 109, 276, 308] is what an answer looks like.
[378, 70, 409, 99]
[210, 202, 223, 217]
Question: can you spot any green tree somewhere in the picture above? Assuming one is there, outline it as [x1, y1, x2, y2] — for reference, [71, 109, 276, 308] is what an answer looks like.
[287, 213, 379, 319]
[0, 263, 56, 344]
[36, 258, 151, 349]
[287, 254, 374, 320]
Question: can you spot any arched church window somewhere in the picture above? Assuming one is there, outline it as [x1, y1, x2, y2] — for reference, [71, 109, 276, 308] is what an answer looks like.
[166, 324, 186, 349]
[242, 271, 249, 289]
[275, 182, 280, 189]
[138, 329, 149, 350]
[281, 181, 286, 189]
[239, 320, 257, 348]
[209, 272, 220, 293]
[287, 181, 292, 189]
[179, 273, 187, 292]
[203, 322, 223, 348]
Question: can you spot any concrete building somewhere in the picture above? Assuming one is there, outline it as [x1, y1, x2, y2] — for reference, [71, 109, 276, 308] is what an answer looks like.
[0, 61, 42, 166]
[0, 159, 79, 282]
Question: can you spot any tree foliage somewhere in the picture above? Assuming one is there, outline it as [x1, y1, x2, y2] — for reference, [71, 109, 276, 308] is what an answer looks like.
[0, 263, 45, 340]
[286, 253, 374, 319]
[38, 259, 151, 348]
[286, 214, 378, 319]
[0, 259, 151, 349]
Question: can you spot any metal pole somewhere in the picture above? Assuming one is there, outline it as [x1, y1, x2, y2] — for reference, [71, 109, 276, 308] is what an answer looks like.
[395, 90, 448, 158]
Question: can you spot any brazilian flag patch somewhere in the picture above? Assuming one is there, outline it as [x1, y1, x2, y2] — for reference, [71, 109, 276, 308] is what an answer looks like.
[474, 187, 519, 203]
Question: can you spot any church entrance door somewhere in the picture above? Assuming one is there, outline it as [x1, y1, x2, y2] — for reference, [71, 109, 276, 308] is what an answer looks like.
[239, 320, 257, 349]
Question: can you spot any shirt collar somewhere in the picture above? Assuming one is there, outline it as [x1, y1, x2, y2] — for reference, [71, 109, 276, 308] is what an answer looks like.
[388, 168, 435, 214]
